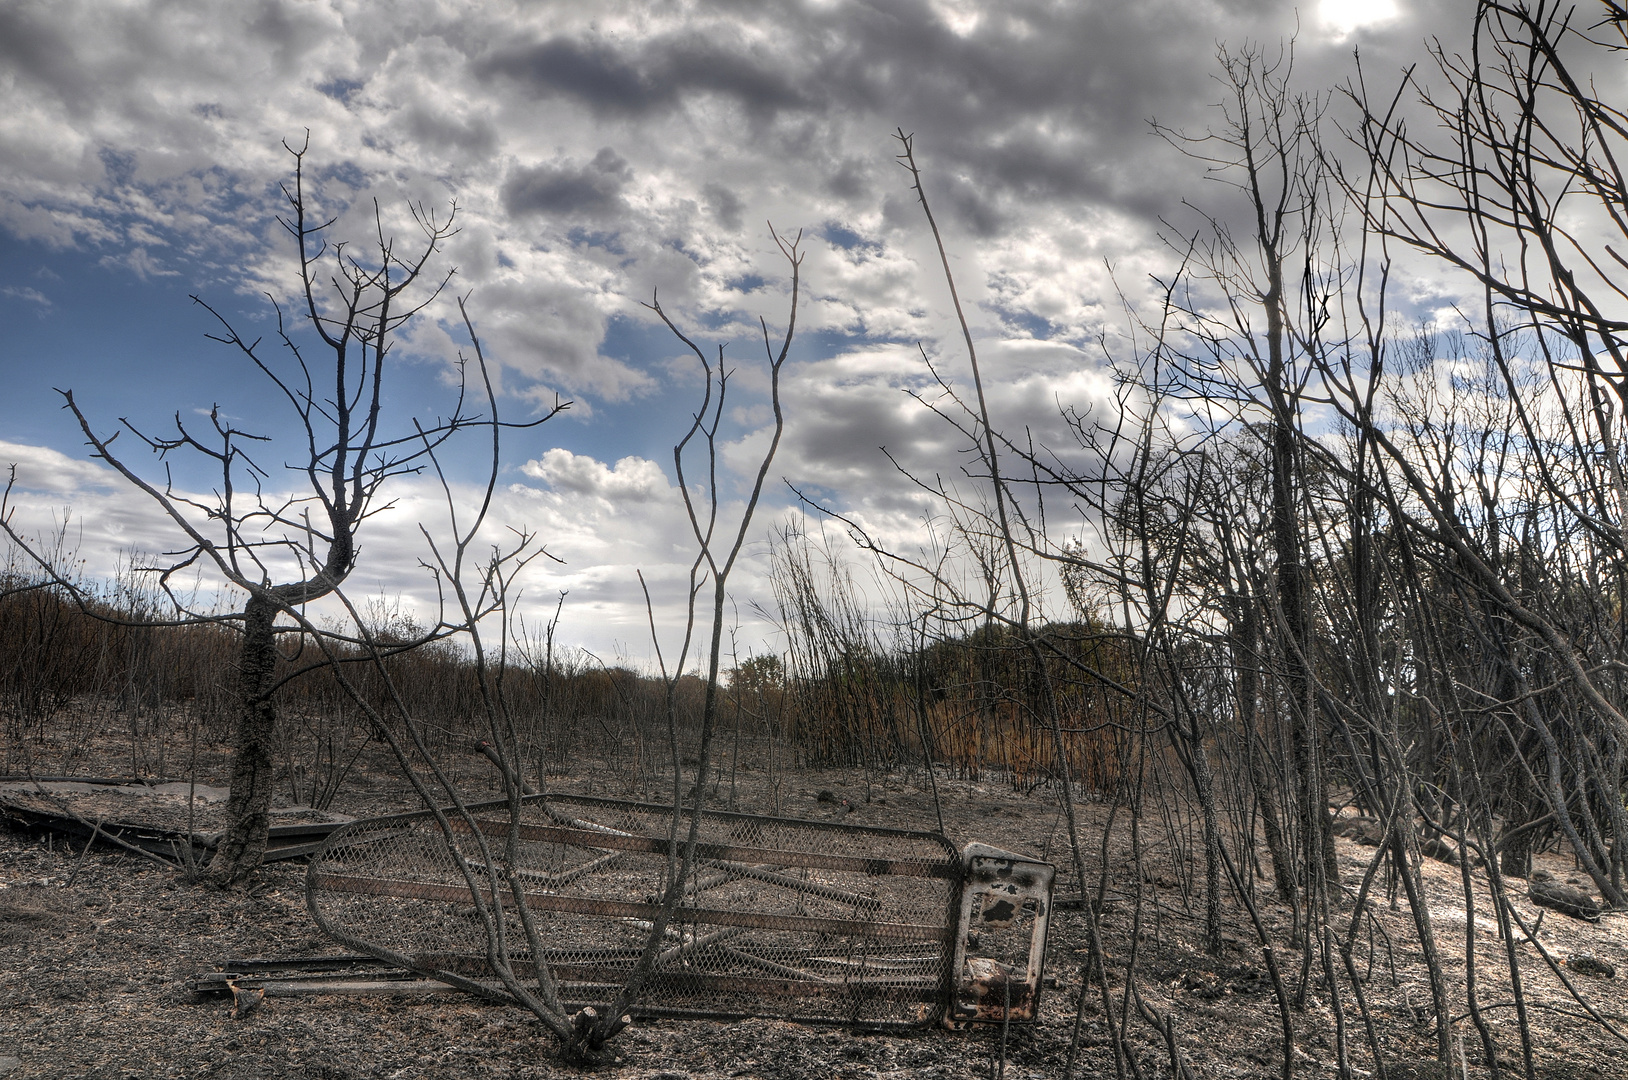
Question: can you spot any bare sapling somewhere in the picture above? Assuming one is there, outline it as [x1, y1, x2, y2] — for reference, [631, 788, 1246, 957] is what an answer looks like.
[589, 224, 802, 1051]
[298, 227, 801, 1061]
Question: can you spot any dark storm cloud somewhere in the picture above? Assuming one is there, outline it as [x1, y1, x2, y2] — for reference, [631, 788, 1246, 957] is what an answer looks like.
[479, 32, 805, 119]
[0, 3, 75, 96]
[404, 106, 498, 158]
[824, 157, 872, 201]
[702, 182, 744, 231]
[476, 1, 1460, 238]
[503, 148, 633, 218]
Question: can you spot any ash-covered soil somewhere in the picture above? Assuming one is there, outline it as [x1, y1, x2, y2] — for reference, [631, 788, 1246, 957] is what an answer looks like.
[3, 737, 1628, 1079]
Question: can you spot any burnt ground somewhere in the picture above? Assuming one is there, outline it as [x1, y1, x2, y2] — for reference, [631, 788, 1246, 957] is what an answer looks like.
[2, 733, 1628, 1079]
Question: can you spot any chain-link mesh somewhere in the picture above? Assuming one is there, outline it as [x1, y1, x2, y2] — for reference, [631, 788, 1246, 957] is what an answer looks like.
[307, 793, 961, 1026]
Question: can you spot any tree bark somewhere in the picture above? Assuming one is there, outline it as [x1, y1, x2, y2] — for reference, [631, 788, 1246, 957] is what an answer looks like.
[209, 592, 280, 884]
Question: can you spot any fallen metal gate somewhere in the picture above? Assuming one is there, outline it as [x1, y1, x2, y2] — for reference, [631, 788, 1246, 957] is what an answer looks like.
[307, 793, 1054, 1028]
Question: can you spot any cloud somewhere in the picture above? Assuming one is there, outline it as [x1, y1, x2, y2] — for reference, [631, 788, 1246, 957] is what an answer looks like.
[0, 0, 1481, 655]
[702, 182, 743, 232]
[1, 285, 52, 311]
[97, 246, 178, 279]
[523, 448, 669, 504]
[0, 436, 763, 662]
[1, 440, 117, 497]
[1319, 0, 1402, 38]
[472, 274, 655, 401]
[478, 30, 804, 121]
[503, 148, 633, 219]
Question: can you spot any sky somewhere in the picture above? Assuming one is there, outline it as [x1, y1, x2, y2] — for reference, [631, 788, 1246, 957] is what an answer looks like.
[0, 0, 1455, 666]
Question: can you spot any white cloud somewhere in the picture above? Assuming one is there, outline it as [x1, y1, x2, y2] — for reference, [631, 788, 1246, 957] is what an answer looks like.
[0, 435, 783, 662]
[1318, 0, 1402, 39]
[97, 246, 179, 279]
[523, 448, 669, 504]
[0, 0, 1480, 655]
[2, 439, 118, 497]
[1, 285, 51, 310]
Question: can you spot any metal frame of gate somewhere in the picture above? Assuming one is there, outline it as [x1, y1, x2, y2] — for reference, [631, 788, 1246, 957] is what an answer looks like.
[307, 793, 1054, 1029]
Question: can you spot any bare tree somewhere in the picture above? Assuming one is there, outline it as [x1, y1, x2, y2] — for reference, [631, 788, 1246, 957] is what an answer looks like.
[1, 138, 562, 883]
[1346, 0, 1628, 908]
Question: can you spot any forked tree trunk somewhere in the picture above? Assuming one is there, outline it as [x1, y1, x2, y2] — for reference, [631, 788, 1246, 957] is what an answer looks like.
[210, 592, 280, 884]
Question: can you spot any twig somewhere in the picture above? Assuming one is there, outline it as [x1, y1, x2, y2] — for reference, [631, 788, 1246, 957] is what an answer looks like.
[65, 815, 105, 887]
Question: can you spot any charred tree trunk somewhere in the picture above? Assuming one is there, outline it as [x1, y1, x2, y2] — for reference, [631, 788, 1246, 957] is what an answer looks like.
[210, 592, 280, 883]
[1498, 727, 1541, 879]
[1178, 702, 1226, 954]
[1236, 595, 1296, 902]
[1267, 306, 1336, 889]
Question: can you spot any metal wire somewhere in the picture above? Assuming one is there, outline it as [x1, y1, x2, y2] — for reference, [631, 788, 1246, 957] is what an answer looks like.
[308, 793, 962, 1027]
